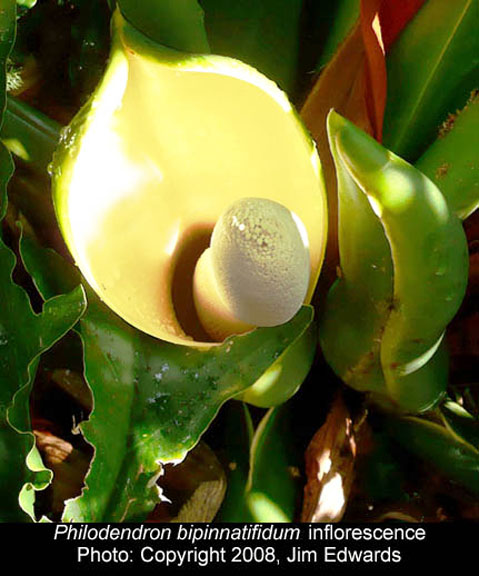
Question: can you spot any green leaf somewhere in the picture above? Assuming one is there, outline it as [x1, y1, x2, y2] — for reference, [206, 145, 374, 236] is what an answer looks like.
[68, 0, 111, 99]
[200, 0, 303, 94]
[74, 303, 313, 522]
[383, 0, 478, 161]
[16, 1, 37, 8]
[0, 0, 87, 521]
[20, 235, 314, 521]
[321, 111, 393, 398]
[0, 236, 87, 520]
[1, 96, 61, 173]
[321, 111, 469, 412]
[217, 403, 302, 522]
[239, 315, 317, 408]
[0, 0, 16, 124]
[215, 402, 254, 522]
[415, 89, 479, 219]
[385, 415, 479, 496]
[440, 400, 479, 450]
[315, 0, 359, 71]
[117, 0, 210, 54]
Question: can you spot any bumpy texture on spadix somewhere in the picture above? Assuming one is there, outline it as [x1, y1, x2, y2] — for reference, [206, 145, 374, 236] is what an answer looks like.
[193, 198, 310, 341]
[51, 10, 327, 346]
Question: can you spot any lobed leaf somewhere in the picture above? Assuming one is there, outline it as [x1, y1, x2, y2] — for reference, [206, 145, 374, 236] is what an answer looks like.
[20, 235, 313, 521]
[0, 1, 88, 522]
[0, 160, 86, 522]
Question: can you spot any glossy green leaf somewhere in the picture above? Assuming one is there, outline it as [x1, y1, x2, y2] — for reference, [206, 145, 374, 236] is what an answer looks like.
[0, 274, 86, 522]
[336, 115, 468, 408]
[321, 111, 469, 412]
[200, 0, 303, 94]
[386, 415, 479, 496]
[383, 0, 478, 161]
[20, 234, 314, 521]
[117, 0, 210, 54]
[415, 90, 479, 219]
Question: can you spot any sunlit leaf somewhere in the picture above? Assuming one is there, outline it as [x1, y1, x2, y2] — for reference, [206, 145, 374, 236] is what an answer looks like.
[321, 111, 468, 412]
[1, 97, 61, 173]
[15, 1, 36, 8]
[383, 0, 477, 161]
[415, 89, 479, 219]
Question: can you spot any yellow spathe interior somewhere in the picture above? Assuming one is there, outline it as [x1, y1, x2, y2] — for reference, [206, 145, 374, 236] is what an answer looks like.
[53, 13, 327, 347]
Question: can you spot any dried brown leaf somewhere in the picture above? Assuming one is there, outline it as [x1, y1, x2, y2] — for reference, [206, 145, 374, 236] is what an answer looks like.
[33, 422, 92, 517]
[301, 394, 367, 522]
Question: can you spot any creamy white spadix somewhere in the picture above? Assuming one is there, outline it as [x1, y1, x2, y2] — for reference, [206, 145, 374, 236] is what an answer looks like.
[193, 197, 311, 341]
